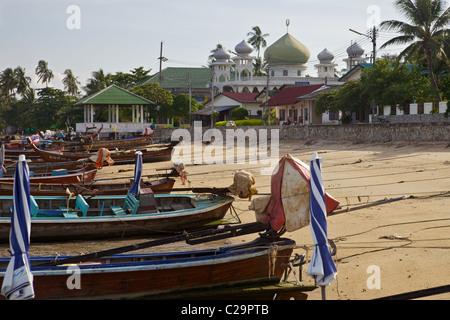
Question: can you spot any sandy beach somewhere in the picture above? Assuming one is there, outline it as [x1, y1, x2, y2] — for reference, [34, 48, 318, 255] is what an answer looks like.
[1, 139, 449, 300]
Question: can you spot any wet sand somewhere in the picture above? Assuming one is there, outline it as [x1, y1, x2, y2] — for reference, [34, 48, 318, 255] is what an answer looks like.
[1, 139, 449, 300]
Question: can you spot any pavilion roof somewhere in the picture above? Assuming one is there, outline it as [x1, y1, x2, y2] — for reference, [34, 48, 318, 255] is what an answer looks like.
[74, 85, 154, 106]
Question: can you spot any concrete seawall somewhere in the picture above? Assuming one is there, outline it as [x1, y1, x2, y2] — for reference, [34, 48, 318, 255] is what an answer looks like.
[152, 122, 450, 143]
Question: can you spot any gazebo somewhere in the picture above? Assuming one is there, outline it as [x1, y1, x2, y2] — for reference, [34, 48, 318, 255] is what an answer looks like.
[74, 85, 154, 137]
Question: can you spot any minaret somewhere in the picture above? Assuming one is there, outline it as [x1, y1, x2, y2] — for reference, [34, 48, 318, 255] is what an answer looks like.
[232, 40, 256, 82]
[344, 42, 368, 71]
[315, 48, 337, 78]
[212, 48, 233, 83]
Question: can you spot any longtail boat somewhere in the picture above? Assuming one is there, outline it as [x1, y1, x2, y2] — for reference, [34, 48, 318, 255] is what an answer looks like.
[48, 132, 154, 152]
[0, 192, 234, 242]
[0, 168, 97, 185]
[27, 138, 173, 164]
[3, 159, 96, 175]
[0, 177, 175, 196]
[0, 236, 316, 300]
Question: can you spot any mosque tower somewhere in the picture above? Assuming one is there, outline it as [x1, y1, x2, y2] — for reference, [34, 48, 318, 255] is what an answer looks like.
[232, 40, 256, 82]
[315, 48, 337, 78]
[343, 42, 368, 71]
[212, 48, 233, 84]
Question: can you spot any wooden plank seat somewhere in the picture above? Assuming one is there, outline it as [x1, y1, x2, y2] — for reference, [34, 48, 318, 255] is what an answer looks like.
[10, 196, 62, 218]
[59, 194, 89, 218]
[110, 193, 140, 216]
[10, 195, 39, 217]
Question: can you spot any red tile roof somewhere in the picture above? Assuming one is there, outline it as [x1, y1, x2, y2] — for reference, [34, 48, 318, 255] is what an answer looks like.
[267, 84, 325, 106]
[220, 92, 260, 103]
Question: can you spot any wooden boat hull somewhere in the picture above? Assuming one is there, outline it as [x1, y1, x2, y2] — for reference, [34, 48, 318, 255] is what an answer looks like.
[30, 142, 173, 164]
[0, 194, 234, 242]
[3, 160, 96, 174]
[50, 135, 153, 152]
[0, 238, 297, 300]
[0, 177, 175, 196]
[0, 169, 97, 184]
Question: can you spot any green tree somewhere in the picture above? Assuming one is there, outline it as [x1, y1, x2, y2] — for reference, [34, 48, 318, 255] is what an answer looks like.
[111, 67, 152, 89]
[32, 87, 77, 130]
[62, 69, 80, 96]
[360, 59, 433, 109]
[14, 67, 31, 97]
[130, 82, 173, 119]
[172, 94, 204, 119]
[0, 68, 18, 101]
[380, 0, 450, 101]
[315, 81, 369, 123]
[247, 26, 270, 59]
[35, 60, 54, 87]
[84, 69, 113, 95]
[253, 57, 267, 77]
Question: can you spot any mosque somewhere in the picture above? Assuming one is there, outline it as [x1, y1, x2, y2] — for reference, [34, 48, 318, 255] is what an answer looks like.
[210, 28, 369, 94]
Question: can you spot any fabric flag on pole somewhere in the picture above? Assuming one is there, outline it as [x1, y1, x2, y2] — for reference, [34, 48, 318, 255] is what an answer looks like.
[1, 154, 34, 300]
[307, 152, 337, 290]
[30, 134, 40, 145]
[0, 143, 6, 175]
[129, 151, 143, 195]
[257, 154, 340, 232]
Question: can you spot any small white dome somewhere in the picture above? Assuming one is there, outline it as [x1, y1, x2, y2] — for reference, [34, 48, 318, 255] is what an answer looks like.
[317, 48, 334, 63]
[347, 42, 365, 58]
[214, 48, 231, 62]
[235, 40, 254, 56]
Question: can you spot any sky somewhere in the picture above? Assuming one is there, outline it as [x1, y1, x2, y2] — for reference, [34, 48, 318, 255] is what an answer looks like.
[0, 0, 405, 93]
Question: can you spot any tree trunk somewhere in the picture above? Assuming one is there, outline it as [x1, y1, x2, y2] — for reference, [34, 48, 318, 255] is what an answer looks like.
[426, 48, 442, 102]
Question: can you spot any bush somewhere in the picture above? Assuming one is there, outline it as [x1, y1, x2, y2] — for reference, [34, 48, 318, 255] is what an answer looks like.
[214, 119, 266, 127]
[214, 121, 228, 127]
[231, 107, 249, 120]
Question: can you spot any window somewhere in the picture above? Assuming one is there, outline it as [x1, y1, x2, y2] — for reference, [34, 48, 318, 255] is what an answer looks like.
[297, 70, 302, 76]
[283, 70, 288, 76]
[329, 111, 339, 121]
[279, 109, 286, 121]
[271, 70, 275, 77]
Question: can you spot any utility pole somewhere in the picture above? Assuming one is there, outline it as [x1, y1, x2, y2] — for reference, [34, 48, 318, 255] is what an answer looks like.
[265, 56, 271, 126]
[159, 41, 163, 83]
[350, 27, 378, 122]
[349, 27, 377, 65]
[188, 72, 192, 126]
[211, 73, 215, 128]
[158, 41, 168, 83]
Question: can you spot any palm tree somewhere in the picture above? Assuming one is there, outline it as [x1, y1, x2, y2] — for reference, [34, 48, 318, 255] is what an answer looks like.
[35, 60, 54, 87]
[247, 26, 270, 59]
[84, 69, 113, 95]
[14, 67, 31, 97]
[62, 69, 80, 96]
[380, 0, 450, 101]
[0, 68, 18, 101]
[253, 57, 267, 76]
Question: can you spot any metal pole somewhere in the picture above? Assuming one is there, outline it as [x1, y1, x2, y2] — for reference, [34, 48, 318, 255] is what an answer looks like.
[265, 56, 270, 126]
[211, 73, 215, 128]
[159, 41, 163, 83]
[188, 72, 192, 126]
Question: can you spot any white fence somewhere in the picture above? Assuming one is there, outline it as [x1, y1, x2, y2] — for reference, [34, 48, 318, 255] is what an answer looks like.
[383, 101, 448, 116]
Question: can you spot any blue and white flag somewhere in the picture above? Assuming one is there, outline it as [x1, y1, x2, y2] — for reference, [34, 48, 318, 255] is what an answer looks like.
[307, 152, 337, 287]
[129, 151, 143, 195]
[1, 155, 34, 300]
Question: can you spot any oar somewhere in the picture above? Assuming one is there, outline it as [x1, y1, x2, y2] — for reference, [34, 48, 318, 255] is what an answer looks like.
[37, 222, 270, 267]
